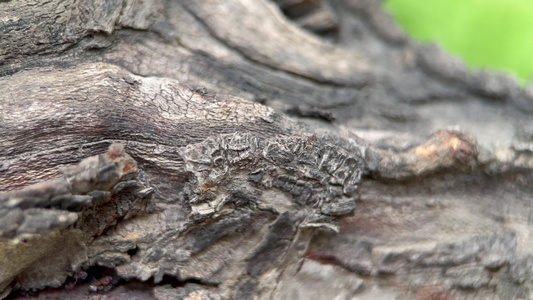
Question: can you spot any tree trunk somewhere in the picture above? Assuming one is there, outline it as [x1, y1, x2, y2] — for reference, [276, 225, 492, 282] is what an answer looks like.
[1, 0, 533, 299]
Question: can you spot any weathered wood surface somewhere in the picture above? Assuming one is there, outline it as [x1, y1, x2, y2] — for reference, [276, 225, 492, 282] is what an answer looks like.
[1, 0, 533, 299]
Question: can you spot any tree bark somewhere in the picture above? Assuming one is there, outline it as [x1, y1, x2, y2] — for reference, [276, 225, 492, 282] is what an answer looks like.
[1, 0, 533, 299]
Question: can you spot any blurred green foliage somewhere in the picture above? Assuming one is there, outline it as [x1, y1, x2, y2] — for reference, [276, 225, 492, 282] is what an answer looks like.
[384, 0, 533, 83]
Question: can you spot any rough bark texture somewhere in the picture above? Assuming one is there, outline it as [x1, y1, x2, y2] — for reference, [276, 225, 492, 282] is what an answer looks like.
[1, 0, 533, 299]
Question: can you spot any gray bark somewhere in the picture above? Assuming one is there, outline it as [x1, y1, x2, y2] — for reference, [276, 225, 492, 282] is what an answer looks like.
[1, 0, 533, 299]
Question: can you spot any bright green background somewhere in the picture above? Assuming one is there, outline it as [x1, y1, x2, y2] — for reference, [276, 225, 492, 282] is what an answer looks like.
[384, 0, 533, 83]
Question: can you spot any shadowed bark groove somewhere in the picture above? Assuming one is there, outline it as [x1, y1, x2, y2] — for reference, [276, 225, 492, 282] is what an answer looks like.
[1, 0, 533, 299]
